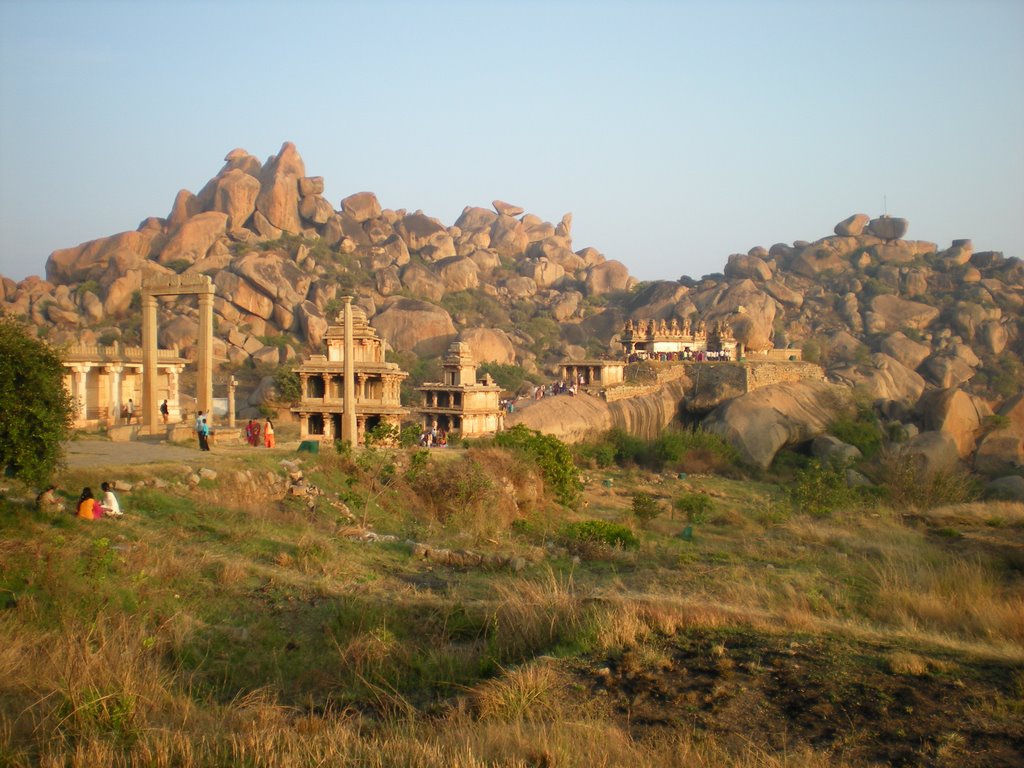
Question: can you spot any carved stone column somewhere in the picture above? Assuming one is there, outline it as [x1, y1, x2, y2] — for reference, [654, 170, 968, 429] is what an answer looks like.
[106, 363, 123, 426]
[72, 364, 91, 422]
[197, 292, 214, 421]
[167, 364, 185, 422]
[141, 293, 158, 431]
[227, 375, 237, 428]
[341, 297, 357, 449]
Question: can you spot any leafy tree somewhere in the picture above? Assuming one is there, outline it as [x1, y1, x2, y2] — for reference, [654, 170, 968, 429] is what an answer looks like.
[0, 315, 74, 486]
[477, 362, 531, 394]
[272, 365, 302, 404]
[631, 492, 663, 528]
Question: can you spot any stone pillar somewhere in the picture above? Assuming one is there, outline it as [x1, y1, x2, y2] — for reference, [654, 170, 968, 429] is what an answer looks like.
[341, 296, 357, 449]
[197, 291, 214, 422]
[141, 293, 158, 431]
[106, 364, 123, 426]
[227, 376, 237, 428]
[167, 364, 184, 422]
[72, 365, 90, 422]
[322, 413, 333, 441]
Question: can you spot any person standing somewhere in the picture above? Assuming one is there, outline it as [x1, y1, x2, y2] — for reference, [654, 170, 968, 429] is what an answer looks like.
[198, 416, 210, 451]
[126, 398, 135, 424]
[160, 399, 169, 424]
[263, 418, 275, 448]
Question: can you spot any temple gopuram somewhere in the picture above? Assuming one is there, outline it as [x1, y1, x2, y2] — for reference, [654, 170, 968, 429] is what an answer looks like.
[291, 301, 408, 444]
[619, 317, 739, 361]
[417, 342, 503, 437]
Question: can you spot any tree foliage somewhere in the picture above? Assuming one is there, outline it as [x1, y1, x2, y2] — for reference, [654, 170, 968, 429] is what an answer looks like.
[0, 315, 74, 486]
[494, 424, 582, 508]
[272, 365, 302, 404]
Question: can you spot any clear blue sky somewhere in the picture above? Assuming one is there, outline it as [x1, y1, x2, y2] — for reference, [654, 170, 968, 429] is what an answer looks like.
[1, 0, 1021, 283]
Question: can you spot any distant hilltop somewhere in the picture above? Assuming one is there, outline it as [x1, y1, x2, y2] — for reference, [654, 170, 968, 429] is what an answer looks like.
[1, 140, 1021, 429]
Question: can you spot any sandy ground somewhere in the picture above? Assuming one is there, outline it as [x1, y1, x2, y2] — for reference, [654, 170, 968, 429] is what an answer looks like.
[62, 437, 303, 469]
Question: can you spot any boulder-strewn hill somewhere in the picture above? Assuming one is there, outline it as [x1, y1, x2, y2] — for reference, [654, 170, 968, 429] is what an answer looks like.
[1, 141, 1022, 455]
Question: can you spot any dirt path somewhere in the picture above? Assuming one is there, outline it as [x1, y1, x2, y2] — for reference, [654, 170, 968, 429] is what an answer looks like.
[62, 438, 302, 469]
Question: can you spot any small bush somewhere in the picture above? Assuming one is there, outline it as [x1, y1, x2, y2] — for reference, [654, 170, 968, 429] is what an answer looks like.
[789, 459, 857, 517]
[561, 520, 639, 551]
[829, 413, 882, 459]
[881, 455, 981, 510]
[674, 492, 713, 523]
[631, 492, 662, 527]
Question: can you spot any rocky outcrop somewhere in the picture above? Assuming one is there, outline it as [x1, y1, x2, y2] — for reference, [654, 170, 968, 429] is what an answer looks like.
[834, 214, 869, 237]
[974, 393, 1024, 476]
[916, 388, 992, 458]
[703, 381, 853, 469]
[866, 295, 940, 333]
[829, 353, 926, 408]
[585, 260, 631, 296]
[505, 378, 693, 444]
[879, 332, 931, 370]
[866, 216, 909, 241]
[458, 327, 516, 365]
[899, 431, 961, 476]
[372, 297, 456, 358]
[255, 142, 305, 234]
[158, 212, 229, 266]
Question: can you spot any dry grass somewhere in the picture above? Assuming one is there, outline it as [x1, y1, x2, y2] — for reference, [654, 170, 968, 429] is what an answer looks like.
[489, 567, 588, 661]
[472, 662, 567, 722]
[867, 553, 1024, 643]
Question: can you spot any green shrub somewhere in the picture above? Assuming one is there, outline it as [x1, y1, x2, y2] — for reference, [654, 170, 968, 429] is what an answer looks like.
[164, 258, 192, 274]
[575, 440, 617, 469]
[272, 365, 301, 404]
[560, 520, 639, 551]
[789, 459, 856, 517]
[586, 427, 739, 473]
[674, 492, 713, 523]
[494, 425, 581, 508]
[631, 492, 662, 527]
[880, 455, 981, 510]
[0, 315, 75, 485]
[477, 362, 532, 394]
[829, 415, 882, 459]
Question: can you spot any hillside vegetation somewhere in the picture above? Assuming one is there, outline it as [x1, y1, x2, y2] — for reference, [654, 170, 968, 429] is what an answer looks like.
[2, 428, 1022, 767]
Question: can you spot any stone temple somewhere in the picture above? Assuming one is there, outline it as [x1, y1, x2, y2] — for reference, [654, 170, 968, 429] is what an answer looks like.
[291, 300, 408, 444]
[417, 341, 503, 437]
[620, 317, 739, 361]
